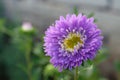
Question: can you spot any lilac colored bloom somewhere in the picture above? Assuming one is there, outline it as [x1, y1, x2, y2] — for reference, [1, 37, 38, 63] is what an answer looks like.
[44, 14, 103, 71]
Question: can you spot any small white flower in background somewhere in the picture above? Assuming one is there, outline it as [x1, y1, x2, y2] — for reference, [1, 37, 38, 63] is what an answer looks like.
[22, 22, 33, 32]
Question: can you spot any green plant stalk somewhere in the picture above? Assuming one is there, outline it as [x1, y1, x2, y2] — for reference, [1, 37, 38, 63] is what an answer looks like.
[74, 67, 78, 80]
[73, 7, 79, 80]
[25, 39, 32, 80]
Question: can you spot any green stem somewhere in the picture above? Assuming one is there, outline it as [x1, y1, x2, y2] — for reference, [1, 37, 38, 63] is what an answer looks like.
[25, 39, 32, 80]
[26, 52, 32, 80]
[74, 67, 78, 80]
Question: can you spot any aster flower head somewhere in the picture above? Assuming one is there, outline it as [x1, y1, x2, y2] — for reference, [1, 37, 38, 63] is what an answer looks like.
[44, 14, 103, 71]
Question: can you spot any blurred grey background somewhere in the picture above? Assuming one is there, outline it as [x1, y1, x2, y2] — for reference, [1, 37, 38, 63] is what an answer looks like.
[3, 0, 120, 54]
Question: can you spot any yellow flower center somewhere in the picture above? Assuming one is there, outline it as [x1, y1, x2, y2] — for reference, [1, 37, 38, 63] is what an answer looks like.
[63, 33, 83, 52]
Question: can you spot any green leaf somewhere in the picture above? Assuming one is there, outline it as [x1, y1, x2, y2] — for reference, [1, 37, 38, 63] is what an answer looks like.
[79, 60, 93, 72]
[17, 63, 28, 74]
[73, 6, 78, 15]
[94, 47, 108, 65]
[32, 68, 41, 80]
[114, 60, 120, 72]
[88, 12, 94, 18]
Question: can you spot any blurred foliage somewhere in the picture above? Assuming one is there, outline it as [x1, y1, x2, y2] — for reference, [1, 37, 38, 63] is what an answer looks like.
[114, 60, 120, 80]
[0, 18, 26, 80]
[114, 60, 120, 72]
[73, 6, 79, 15]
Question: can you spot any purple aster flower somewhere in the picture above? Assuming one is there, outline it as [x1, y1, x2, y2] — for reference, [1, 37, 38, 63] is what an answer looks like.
[44, 14, 103, 71]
